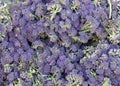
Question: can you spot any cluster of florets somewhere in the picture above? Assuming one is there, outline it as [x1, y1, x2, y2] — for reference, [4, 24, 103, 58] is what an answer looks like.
[80, 40, 120, 86]
[0, 0, 120, 86]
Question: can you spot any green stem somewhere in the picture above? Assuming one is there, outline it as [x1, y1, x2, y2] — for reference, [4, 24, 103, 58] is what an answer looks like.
[107, 0, 112, 19]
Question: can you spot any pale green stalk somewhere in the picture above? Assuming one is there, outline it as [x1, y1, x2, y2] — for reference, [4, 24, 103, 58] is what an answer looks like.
[107, 0, 112, 19]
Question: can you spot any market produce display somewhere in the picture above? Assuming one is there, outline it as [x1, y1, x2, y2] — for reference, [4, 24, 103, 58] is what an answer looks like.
[0, 0, 120, 86]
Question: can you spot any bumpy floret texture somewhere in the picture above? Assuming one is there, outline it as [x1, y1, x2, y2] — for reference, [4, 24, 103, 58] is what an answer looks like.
[80, 40, 120, 86]
[0, 0, 120, 86]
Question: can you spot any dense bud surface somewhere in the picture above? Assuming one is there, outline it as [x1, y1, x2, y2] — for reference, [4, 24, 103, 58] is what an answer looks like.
[0, 0, 120, 86]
